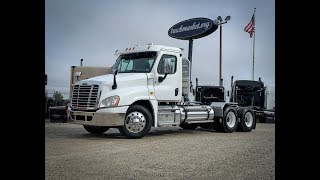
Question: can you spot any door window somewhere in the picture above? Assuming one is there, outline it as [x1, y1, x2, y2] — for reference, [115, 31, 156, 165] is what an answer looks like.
[157, 55, 177, 75]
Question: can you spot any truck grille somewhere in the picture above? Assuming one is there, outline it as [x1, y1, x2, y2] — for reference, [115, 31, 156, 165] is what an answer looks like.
[71, 84, 100, 110]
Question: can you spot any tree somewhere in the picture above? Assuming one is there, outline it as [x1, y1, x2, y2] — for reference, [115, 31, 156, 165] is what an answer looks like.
[53, 91, 64, 101]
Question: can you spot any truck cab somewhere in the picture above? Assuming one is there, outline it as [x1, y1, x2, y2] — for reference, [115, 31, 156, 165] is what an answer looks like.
[70, 44, 256, 138]
[230, 77, 275, 123]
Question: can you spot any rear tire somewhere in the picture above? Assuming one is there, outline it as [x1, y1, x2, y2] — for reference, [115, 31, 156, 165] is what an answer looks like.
[237, 109, 255, 132]
[118, 105, 152, 139]
[221, 107, 238, 133]
[83, 125, 109, 134]
[179, 123, 198, 130]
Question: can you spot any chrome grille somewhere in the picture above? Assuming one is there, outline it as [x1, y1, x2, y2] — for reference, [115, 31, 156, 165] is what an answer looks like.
[71, 84, 99, 110]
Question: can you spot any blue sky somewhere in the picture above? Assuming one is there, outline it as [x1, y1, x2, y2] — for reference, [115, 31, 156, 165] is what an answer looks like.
[45, 0, 275, 99]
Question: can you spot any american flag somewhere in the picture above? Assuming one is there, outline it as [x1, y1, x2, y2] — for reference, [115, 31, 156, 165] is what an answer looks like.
[244, 14, 255, 38]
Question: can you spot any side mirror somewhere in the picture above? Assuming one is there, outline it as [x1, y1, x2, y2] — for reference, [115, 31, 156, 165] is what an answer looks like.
[112, 69, 118, 90]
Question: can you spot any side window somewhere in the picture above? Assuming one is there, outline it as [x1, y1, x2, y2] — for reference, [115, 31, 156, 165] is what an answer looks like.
[157, 55, 177, 75]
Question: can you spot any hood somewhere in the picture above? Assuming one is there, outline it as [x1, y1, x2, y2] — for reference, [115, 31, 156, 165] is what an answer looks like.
[78, 73, 147, 86]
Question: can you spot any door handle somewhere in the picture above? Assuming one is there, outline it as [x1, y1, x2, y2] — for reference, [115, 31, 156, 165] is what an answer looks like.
[175, 88, 178, 96]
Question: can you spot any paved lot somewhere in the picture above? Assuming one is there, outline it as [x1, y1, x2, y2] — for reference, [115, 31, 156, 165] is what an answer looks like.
[45, 120, 275, 180]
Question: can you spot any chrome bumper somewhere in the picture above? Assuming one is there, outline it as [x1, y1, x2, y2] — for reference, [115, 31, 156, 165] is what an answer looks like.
[70, 106, 129, 126]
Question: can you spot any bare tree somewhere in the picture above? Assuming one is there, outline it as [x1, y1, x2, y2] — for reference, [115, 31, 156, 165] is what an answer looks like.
[53, 91, 64, 101]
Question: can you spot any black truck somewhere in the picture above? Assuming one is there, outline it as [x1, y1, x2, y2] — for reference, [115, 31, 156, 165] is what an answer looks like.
[229, 76, 275, 123]
[193, 76, 275, 123]
[48, 99, 70, 122]
[194, 78, 225, 105]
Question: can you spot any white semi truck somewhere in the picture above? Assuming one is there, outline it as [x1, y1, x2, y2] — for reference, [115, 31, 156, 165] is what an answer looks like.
[70, 44, 256, 138]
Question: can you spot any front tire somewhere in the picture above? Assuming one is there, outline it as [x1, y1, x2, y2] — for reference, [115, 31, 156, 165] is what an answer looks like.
[83, 125, 109, 134]
[118, 105, 152, 139]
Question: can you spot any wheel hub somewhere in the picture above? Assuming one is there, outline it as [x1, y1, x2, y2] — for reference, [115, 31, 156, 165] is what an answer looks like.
[244, 112, 253, 127]
[125, 111, 146, 133]
[226, 111, 236, 128]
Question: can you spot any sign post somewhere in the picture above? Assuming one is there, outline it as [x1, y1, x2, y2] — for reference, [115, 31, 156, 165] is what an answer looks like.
[188, 39, 193, 79]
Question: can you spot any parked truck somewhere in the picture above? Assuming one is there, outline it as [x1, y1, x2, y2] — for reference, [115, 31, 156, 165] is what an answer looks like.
[48, 99, 70, 122]
[229, 76, 275, 123]
[70, 44, 257, 138]
[44, 74, 55, 119]
[194, 78, 226, 105]
[70, 65, 113, 99]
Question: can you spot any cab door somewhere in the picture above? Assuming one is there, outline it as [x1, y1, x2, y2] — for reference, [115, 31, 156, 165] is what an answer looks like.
[153, 53, 182, 102]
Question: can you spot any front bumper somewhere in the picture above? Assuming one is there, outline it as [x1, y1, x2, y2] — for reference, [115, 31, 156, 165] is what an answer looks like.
[70, 106, 129, 126]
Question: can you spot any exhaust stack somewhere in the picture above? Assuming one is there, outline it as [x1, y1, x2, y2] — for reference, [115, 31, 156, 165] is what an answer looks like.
[231, 76, 234, 89]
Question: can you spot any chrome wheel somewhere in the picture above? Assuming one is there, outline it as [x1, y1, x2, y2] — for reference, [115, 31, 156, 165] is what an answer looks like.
[119, 105, 152, 139]
[244, 111, 254, 127]
[226, 111, 236, 128]
[237, 109, 255, 132]
[125, 111, 146, 133]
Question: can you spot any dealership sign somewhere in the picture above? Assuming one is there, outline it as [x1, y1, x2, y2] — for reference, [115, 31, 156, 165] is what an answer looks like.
[168, 18, 218, 40]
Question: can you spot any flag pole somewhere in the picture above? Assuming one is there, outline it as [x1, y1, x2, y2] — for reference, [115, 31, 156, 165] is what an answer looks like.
[252, 8, 256, 81]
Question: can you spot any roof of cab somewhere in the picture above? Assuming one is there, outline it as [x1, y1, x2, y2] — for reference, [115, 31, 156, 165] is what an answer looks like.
[114, 44, 182, 55]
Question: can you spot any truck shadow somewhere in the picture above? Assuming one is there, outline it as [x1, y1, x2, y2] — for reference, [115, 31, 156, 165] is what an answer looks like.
[65, 128, 220, 140]
[147, 128, 199, 136]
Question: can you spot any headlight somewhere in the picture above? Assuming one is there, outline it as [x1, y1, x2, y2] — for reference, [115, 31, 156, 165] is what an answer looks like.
[99, 95, 120, 108]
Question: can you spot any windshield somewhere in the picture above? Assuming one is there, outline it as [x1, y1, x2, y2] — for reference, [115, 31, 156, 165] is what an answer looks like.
[113, 52, 157, 73]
